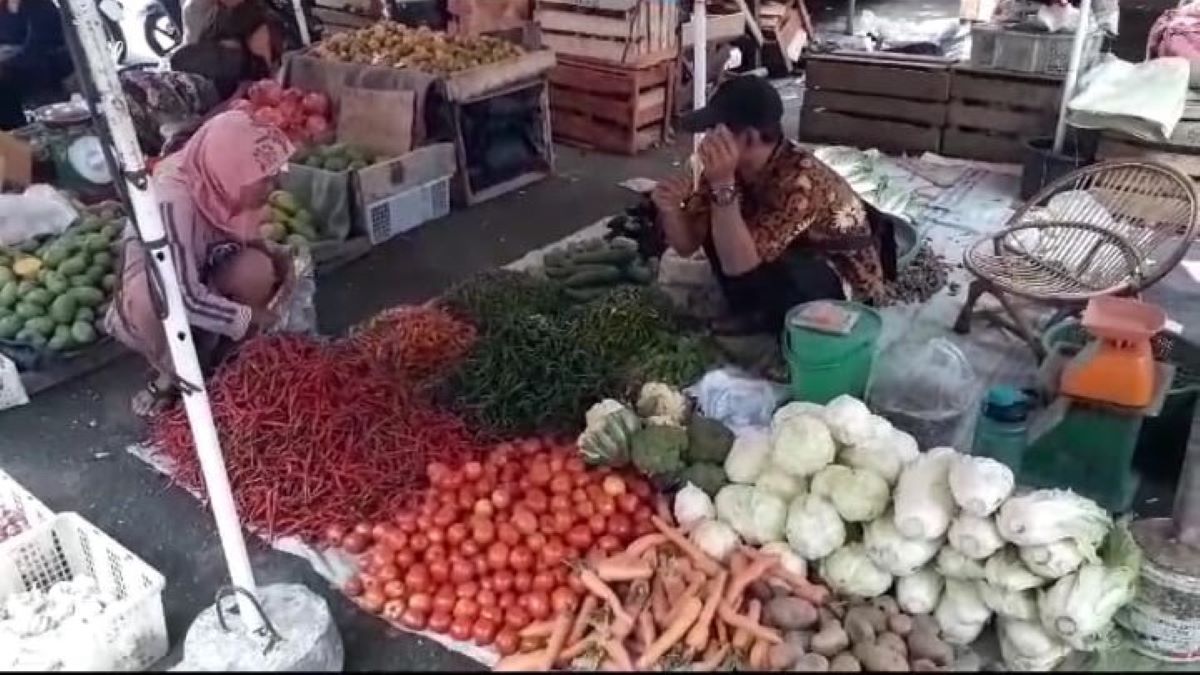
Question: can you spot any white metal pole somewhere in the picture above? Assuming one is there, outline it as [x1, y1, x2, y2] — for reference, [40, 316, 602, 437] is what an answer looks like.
[290, 0, 312, 46]
[61, 0, 265, 630]
[1052, 0, 1091, 154]
[693, 0, 707, 156]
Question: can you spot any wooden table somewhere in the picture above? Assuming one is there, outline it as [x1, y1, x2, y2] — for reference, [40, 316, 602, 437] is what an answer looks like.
[1096, 94, 1200, 180]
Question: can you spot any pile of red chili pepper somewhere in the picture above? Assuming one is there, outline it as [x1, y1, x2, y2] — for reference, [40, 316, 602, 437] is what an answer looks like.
[150, 333, 483, 540]
[346, 304, 477, 383]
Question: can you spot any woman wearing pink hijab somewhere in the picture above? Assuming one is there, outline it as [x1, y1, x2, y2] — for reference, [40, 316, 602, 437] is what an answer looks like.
[106, 110, 295, 416]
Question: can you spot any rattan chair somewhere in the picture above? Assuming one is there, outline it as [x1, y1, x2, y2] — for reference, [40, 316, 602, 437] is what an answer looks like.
[953, 161, 1200, 360]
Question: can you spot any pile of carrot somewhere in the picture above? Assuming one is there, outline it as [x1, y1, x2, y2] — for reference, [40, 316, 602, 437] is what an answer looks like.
[345, 304, 477, 382]
[494, 511, 831, 671]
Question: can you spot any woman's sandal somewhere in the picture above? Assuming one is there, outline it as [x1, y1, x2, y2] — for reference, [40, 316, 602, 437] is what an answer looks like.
[132, 377, 179, 418]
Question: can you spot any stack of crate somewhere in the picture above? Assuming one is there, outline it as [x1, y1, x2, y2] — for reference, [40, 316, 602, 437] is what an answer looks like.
[537, 0, 679, 155]
[799, 52, 953, 155]
[943, 65, 1064, 163]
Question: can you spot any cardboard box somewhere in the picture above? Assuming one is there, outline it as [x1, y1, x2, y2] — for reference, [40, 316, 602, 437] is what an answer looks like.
[282, 143, 456, 246]
[0, 132, 32, 189]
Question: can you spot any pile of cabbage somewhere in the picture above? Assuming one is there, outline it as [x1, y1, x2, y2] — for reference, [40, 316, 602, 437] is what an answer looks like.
[672, 395, 1140, 671]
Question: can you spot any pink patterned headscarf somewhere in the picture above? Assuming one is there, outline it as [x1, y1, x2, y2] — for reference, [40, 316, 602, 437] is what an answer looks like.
[156, 110, 294, 240]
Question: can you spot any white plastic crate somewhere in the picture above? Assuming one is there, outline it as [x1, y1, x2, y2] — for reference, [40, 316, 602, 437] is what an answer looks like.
[970, 23, 1103, 75]
[0, 513, 167, 671]
[364, 176, 452, 245]
[0, 469, 53, 542]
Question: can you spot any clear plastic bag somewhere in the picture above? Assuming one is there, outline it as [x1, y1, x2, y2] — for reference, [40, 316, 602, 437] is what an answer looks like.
[0, 185, 78, 246]
[686, 367, 788, 432]
[270, 247, 318, 335]
[867, 337, 977, 449]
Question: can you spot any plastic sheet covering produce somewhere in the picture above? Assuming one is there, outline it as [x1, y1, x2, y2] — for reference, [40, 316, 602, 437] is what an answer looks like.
[1067, 55, 1191, 142]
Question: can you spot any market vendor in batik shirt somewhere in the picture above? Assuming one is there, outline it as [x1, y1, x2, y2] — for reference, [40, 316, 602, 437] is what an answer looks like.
[652, 76, 891, 335]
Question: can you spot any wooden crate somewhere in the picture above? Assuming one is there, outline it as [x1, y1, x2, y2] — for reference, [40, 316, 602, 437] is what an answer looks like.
[549, 56, 676, 155]
[942, 66, 1063, 163]
[536, 0, 678, 66]
[799, 52, 953, 155]
[451, 78, 556, 206]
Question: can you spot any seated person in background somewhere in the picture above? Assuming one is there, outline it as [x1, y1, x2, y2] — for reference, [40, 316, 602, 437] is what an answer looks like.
[180, 0, 283, 78]
[105, 110, 294, 417]
[0, 0, 73, 130]
[121, 69, 223, 156]
[651, 76, 893, 335]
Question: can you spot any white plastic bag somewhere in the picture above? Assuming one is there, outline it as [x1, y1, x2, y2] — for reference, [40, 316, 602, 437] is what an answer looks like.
[0, 355, 28, 411]
[0, 186, 79, 246]
[687, 368, 788, 431]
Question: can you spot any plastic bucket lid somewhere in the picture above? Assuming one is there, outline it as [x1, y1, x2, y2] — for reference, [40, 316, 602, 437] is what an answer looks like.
[783, 301, 883, 365]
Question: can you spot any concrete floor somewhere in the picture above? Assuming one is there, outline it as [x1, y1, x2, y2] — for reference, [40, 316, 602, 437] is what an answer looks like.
[0, 0, 985, 667]
[0, 144, 693, 670]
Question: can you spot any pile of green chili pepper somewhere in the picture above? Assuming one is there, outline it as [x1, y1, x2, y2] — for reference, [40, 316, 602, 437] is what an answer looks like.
[438, 273, 718, 436]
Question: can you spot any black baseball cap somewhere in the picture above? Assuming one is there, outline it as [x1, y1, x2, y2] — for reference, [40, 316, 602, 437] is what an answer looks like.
[678, 75, 784, 134]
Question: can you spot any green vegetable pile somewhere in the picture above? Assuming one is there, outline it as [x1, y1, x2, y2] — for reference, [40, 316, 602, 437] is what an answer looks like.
[543, 237, 655, 302]
[577, 384, 734, 495]
[436, 272, 718, 436]
[292, 142, 379, 173]
[0, 201, 122, 352]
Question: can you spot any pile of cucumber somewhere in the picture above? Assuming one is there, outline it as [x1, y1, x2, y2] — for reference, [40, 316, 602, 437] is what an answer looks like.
[543, 237, 655, 302]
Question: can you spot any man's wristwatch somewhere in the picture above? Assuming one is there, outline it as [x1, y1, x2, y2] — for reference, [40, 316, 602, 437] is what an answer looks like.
[710, 183, 739, 208]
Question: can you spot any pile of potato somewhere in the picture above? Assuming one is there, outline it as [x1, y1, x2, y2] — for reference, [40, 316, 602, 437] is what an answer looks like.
[760, 595, 980, 672]
[314, 22, 523, 74]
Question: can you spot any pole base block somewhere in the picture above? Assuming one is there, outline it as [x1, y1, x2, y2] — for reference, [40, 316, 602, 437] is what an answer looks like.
[173, 583, 343, 672]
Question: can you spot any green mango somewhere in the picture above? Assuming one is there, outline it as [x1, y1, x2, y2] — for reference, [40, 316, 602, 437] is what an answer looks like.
[85, 267, 106, 286]
[49, 294, 77, 324]
[14, 328, 46, 348]
[59, 255, 87, 276]
[70, 321, 97, 345]
[269, 207, 292, 225]
[0, 282, 17, 308]
[291, 223, 318, 241]
[91, 251, 113, 268]
[260, 223, 287, 243]
[23, 316, 55, 337]
[41, 245, 70, 268]
[268, 190, 299, 214]
[75, 306, 95, 323]
[16, 280, 35, 295]
[101, 274, 116, 291]
[23, 288, 52, 307]
[43, 272, 69, 295]
[69, 274, 91, 287]
[84, 233, 111, 252]
[100, 223, 120, 240]
[70, 287, 105, 307]
[0, 315, 21, 339]
[14, 302, 44, 319]
[292, 209, 313, 227]
[0, 267, 13, 285]
[322, 156, 349, 173]
[76, 215, 104, 233]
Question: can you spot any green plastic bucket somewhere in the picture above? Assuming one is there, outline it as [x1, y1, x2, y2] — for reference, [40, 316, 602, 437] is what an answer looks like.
[783, 301, 883, 404]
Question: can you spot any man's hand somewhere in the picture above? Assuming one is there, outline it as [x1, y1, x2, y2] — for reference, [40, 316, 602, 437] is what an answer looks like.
[651, 174, 692, 216]
[698, 125, 740, 186]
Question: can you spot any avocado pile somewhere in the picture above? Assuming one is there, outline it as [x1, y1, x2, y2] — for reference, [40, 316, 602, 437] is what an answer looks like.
[292, 143, 378, 173]
[0, 202, 123, 352]
[260, 190, 320, 250]
[543, 237, 655, 302]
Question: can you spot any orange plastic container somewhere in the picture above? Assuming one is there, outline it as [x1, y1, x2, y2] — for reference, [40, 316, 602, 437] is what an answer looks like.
[1060, 297, 1166, 408]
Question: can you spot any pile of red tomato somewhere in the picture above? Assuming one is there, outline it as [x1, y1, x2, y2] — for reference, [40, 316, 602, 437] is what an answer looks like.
[330, 437, 660, 654]
[230, 79, 334, 145]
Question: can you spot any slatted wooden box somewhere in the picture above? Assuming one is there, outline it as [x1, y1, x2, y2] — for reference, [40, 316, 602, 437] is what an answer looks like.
[536, 0, 679, 66]
[799, 52, 953, 155]
[548, 55, 676, 155]
[942, 66, 1064, 163]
